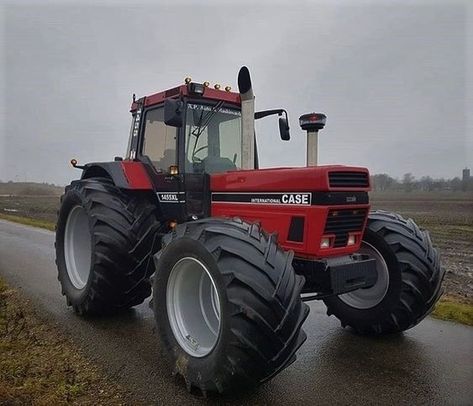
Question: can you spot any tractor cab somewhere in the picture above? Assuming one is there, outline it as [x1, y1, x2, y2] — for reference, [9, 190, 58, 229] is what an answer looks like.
[127, 81, 246, 176]
[126, 72, 290, 179]
[125, 82, 253, 221]
[129, 97, 244, 176]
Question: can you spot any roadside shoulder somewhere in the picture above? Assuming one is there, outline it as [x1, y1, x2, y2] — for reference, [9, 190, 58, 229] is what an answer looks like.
[0, 277, 133, 405]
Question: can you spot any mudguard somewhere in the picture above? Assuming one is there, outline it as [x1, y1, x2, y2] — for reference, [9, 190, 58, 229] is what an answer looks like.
[80, 161, 153, 190]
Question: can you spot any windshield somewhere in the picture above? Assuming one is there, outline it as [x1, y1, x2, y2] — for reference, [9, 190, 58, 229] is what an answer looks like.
[185, 102, 242, 174]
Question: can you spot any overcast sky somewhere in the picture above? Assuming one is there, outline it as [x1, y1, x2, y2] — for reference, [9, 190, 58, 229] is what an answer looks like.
[0, 0, 471, 185]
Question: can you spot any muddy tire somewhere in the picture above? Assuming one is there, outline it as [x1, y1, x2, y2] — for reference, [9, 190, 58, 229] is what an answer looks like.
[152, 218, 309, 394]
[55, 177, 161, 315]
[324, 210, 445, 335]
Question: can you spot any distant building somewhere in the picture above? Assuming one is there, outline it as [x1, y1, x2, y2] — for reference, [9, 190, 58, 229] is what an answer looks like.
[462, 168, 471, 191]
[462, 168, 470, 182]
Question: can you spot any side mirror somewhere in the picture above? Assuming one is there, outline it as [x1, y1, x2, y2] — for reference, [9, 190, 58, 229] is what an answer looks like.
[279, 117, 290, 141]
[164, 99, 184, 127]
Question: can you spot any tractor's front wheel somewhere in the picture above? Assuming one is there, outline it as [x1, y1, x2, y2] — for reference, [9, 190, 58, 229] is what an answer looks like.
[55, 177, 161, 315]
[152, 218, 309, 394]
[323, 210, 445, 335]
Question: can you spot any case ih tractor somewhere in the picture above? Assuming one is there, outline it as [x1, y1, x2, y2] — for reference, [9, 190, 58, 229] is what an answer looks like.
[56, 67, 444, 394]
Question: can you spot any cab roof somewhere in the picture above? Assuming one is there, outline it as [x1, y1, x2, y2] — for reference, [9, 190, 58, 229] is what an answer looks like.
[130, 83, 241, 112]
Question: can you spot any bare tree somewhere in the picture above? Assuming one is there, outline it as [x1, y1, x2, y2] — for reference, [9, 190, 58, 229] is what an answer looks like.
[419, 176, 434, 191]
[371, 174, 395, 191]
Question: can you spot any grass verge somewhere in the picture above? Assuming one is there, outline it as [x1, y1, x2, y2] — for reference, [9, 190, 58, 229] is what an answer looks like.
[0, 213, 55, 231]
[0, 278, 130, 405]
[431, 296, 473, 326]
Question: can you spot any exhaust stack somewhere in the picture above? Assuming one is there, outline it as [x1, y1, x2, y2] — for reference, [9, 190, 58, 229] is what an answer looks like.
[238, 66, 255, 170]
[299, 113, 327, 166]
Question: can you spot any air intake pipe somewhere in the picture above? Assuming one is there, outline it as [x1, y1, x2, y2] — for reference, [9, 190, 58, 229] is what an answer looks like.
[238, 66, 255, 170]
[299, 113, 326, 166]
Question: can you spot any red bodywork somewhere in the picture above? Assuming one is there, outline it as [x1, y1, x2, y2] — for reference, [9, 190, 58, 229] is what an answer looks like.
[211, 166, 370, 259]
[120, 161, 153, 189]
[118, 160, 371, 260]
[125, 82, 371, 260]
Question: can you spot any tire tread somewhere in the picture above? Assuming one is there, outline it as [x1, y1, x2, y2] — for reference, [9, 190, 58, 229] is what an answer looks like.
[158, 217, 309, 393]
[325, 210, 445, 334]
[56, 177, 161, 315]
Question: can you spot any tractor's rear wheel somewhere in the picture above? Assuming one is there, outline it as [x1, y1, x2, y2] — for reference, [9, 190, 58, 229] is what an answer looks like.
[323, 210, 445, 334]
[153, 218, 309, 394]
[55, 177, 161, 315]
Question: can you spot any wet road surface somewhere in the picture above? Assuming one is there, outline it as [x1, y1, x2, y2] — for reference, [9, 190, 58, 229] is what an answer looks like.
[1, 219, 472, 405]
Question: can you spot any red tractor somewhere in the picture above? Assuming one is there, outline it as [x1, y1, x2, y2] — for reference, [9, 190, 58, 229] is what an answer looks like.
[55, 67, 444, 394]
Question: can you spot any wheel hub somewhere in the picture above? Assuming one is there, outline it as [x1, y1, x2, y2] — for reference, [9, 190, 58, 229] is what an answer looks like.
[338, 241, 390, 309]
[166, 257, 221, 357]
[64, 205, 92, 290]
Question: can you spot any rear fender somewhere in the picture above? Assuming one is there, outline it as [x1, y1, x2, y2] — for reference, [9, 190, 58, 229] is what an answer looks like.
[81, 161, 154, 190]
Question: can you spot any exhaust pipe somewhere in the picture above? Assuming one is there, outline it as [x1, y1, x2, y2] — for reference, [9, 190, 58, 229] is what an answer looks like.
[299, 113, 326, 166]
[238, 66, 255, 170]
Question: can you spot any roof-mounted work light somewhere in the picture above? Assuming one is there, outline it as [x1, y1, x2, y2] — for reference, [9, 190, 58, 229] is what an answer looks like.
[188, 82, 205, 96]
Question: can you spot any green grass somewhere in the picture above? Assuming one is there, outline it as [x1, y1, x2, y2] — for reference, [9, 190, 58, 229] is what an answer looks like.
[0, 278, 129, 404]
[0, 181, 63, 196]
[431, 297, 473, 326]
[0, 213, 55, 231]
[0, 195, 60, 223]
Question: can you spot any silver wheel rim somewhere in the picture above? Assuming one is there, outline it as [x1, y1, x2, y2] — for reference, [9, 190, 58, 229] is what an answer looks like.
[64, 205, 92, 290]
[166, 257, 221, 358]
[338, 241, 390, 309]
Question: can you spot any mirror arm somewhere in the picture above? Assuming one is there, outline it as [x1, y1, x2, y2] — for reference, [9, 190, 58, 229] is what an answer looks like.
[255, 109, 286, 120]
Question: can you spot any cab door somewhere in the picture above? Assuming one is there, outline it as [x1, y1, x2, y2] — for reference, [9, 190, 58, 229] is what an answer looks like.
[139, 104, 187, 222]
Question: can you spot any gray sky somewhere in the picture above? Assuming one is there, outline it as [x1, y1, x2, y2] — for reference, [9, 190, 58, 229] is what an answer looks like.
[0, 0, 471, 185]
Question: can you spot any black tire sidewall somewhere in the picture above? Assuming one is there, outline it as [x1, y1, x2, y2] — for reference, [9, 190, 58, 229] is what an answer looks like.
[153, 237, 233, 387]
[324, 228, 403, 326]
[56, 184, 95, 306]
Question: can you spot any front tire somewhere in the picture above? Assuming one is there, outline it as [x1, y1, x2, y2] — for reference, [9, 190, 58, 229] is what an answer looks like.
[55, 177, 161, 315]
[324, 210, 445, 335]
[153, 218, 309, 394]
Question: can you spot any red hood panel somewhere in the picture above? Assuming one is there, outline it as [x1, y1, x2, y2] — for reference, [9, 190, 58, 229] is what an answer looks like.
[210, 165, 371, 192]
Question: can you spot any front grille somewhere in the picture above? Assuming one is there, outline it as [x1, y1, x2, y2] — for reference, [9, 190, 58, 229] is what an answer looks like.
[324, 209, 368, 248]
[329, 171, 369, 188]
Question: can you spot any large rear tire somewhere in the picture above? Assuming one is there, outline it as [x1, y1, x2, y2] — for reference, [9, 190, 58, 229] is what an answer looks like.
[323, 210, 445, 335]
[55, 177, 161, 315]
[153, 218, 309, 394]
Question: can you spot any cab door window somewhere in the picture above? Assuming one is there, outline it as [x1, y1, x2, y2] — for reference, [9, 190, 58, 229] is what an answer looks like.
[141, 107, 177, 172]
